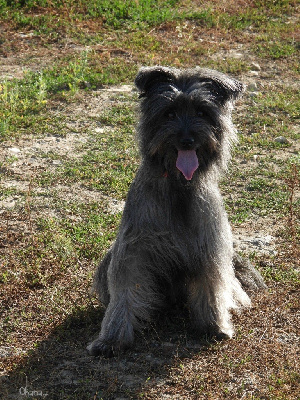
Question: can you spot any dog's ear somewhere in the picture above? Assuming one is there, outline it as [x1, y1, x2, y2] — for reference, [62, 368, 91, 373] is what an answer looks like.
[135, 66, 177, 96]
[196, 68, 245, 105]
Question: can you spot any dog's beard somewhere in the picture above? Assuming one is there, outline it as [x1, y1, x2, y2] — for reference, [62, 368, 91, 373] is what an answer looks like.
[146, 126, 221, 181]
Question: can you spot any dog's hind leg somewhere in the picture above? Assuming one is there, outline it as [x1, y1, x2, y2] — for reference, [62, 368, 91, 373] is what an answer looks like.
[233, 253, 267, 291]
[91, 248, 112, 306]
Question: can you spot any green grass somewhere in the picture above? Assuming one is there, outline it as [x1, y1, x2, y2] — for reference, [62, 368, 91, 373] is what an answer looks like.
[186, 0, 296, 29]
[236, 87, 299, 145]
[37, 208, 119, 263]
[0, 51, 137, 139]
[1, 0, 181, 30]
[223, 163, 291, 224]
[1, 0, 298, 138]
[0, 0, 298, 258]
[62, 109, 139, 198]
[254, 40, 297, 59]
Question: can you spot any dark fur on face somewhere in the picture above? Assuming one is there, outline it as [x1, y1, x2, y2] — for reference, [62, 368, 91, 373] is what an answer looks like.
[87, 66, 265, 357]
[135, 67, 243, 183]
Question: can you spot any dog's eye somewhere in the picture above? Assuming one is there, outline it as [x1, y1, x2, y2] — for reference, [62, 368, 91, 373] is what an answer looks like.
[166, 112, 176, 120]
[197, 111, 205, 117]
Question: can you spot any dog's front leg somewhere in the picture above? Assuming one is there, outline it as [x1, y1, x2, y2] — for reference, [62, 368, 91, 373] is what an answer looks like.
[87, 251, 158, 356]
[87, 288, 139, 356]
[187, 274, 234, 340]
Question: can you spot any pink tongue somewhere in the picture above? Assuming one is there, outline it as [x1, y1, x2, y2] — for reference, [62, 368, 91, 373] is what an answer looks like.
[176, 150, 199, 180]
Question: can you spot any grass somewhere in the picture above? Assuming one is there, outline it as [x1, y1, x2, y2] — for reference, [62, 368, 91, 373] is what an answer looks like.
[254, 40, 297, 59]
[0, 0, 299, 399]
[0, 0, 181, 30]
[0, 50, 138, 138]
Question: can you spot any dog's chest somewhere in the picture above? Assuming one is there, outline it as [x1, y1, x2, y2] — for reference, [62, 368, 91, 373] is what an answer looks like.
[128, 177, 214, 238]
[157, 184, 209, 234]
[169, 190, 194, 224]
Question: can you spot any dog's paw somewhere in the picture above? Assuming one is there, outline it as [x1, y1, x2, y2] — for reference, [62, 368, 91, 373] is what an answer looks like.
[213, 329, 233, 341]
[204, 326, 233, 341]
[87, 339, 114, 358]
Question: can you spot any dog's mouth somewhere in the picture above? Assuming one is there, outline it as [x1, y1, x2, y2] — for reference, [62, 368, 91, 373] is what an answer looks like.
[176, 149, 199, 181]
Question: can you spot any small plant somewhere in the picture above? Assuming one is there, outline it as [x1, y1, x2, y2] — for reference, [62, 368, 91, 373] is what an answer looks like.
[285, 162, 300, 257]
[254, 41, 296, 59]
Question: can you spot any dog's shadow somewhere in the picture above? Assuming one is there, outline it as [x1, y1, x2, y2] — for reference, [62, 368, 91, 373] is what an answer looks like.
[1, 305, 213, 399]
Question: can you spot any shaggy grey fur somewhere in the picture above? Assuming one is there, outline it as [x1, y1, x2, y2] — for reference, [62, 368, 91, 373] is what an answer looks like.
[87, 66, 265, 357]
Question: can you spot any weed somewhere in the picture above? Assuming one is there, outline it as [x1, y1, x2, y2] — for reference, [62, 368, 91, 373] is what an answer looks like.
[0, 75, 47, 138]
[285, 162, 300, 256]
[254, 40, 297, 59]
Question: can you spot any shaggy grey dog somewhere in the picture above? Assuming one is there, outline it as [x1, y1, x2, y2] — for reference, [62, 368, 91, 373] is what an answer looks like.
[87, 66, 264, 357]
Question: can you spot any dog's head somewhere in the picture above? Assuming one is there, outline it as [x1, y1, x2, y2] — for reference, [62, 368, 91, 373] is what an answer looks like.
[135, 66, 244, 182]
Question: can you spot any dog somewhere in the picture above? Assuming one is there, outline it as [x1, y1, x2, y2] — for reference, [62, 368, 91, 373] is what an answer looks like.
[87, 66, 265, 357]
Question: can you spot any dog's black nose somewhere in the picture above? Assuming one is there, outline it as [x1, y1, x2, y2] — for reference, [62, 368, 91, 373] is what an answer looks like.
[180, 137, 195, 148]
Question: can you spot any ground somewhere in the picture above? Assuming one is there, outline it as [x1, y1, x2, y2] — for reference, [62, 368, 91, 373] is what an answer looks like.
[0, 2, 299, 399]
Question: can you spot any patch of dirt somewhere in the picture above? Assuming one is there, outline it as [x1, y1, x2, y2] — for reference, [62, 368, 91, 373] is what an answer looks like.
[0, 282, 298, 399]
[0, 87, 134, 220]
